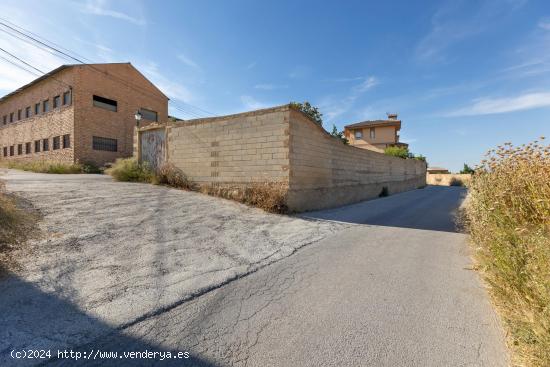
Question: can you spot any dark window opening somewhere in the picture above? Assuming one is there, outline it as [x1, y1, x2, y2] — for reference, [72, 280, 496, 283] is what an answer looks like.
[35, 140, 41, 153]
[43, 138, 49, 151]
[17, 110, 21, 120]
[53, 136, 60, 150]
[63, 134, 70, 148]
[92, 136, 117, 152]
[9, 113, 14, 122]
[17, 144, 22, 155]
[63, 91, 71, 105]
[9, 146, 14, 156]
[2, 115, 6, 125]
[43, 100, 50, 113]
[25, 142, 31, 154]
[140, 108, 158, 122]
[25, 106, 31, 118]
[35, 103, 40, 115]
[92, 95, 117, 112]
[53, 95, 61, 109]
[3, 147, 7, 157]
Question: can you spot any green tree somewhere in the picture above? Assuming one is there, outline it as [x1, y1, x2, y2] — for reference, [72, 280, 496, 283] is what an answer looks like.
[460, 163, 475, 174]
[330, 124, 349, 145]
[290, 101, 323, 126]
[384, 146, 411, 159]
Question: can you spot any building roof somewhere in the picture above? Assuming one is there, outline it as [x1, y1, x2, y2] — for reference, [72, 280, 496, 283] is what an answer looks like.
[427, 166, 449, 171]
[0, 62, 168, 103]
[344, 119, 401, 130]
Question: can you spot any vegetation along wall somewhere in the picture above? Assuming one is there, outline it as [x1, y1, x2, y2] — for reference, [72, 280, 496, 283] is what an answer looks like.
[136, 104, 427, 212]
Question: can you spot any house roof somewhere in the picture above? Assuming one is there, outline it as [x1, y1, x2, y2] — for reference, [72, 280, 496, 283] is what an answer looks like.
[0, 62, 169, 103]
[427, 166, 449, 171]
[344, 119, 401, 130]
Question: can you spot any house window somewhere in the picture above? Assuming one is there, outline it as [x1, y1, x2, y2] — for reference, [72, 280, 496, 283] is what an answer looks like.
[35, 103, 40, 115]
[2, 115, 6, 125]
[25, 106, 31, 118]
[355, 130, 363, 139]
[43, 100, 50, 113]
[35, 140, 41, 153]
[63, 134, 70, 148]
[43, 138, 49, 151]
[9, 146, 14, 156]
[53, 95, 61, 109]
[3, 147, 7, 157]
[370, 127, 376, 139]
[140, 108, 158, 122]
[17, 144, 22, 155]
[93, 95, 117, 112]
[92, 136, 117, 152]
[9, 112, 13, 122]
[17, 109, 21, 120]
[63, 91, 71, 105]
[53, 136, 60, 150]
[25, 142, 31, 154]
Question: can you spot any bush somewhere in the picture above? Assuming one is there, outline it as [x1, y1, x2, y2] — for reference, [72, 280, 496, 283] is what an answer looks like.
[81, 162, 102, 174]
[465, 138, 550, 366]
[384, 146, 411, 159]
[201, 182, 288, 214]
[2, 160, 84, 174]
[449, 177, 465, 186]
[105, 158, 154, 183]
[156, 163, 191, 189]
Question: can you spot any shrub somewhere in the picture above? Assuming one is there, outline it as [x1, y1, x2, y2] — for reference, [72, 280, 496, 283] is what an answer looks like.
[460, 163, 475, 174]
[156, 163, 191, 189]
[105, 158, 154, 183]
[465, 138, 550, 366]
[289, 101, 323, 126]
[81, 162, 102, 174]
[384, 146, 411, 159]
[449, 177, 465, 186]
[2, 160, 84, 174]
[201, 182, 288, 214]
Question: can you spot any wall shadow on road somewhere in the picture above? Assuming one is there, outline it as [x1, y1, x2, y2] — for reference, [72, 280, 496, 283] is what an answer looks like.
[299, 186, 467, 233]
[0, 266, 219, 367]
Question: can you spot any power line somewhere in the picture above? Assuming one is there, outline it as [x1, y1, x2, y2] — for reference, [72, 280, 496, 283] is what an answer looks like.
[0, 54, 41, 78]
[0, 19, 217, 119]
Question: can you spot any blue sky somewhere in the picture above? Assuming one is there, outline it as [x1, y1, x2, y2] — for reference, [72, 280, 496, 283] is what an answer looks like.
[1, 0, 549, 171]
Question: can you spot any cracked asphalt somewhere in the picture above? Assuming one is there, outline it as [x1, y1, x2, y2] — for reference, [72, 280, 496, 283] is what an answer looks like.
[0, 170, 508, 366]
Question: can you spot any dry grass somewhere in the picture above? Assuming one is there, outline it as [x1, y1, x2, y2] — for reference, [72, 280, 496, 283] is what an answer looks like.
[155, 163, 192, 189]
[200, 182, 288, 214]
[105, 158, 155, 183]
[0, 160, 100, 174]
[465, 138, 550, 366]
[0, 181, 40, 274]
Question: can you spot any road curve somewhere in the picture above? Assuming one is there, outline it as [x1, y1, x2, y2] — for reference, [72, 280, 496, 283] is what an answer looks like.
[54, 186, 508, 367]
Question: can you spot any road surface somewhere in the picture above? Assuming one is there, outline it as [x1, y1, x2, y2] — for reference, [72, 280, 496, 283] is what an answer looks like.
[48, 185, 508, 366]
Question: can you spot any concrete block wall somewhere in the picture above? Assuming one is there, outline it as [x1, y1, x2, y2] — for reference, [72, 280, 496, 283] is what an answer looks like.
[166, 106, 290, 185]
[287, 109, 426, 211]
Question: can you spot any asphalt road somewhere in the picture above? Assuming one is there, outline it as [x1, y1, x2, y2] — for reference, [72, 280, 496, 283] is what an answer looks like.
[49, 186, 508, 366]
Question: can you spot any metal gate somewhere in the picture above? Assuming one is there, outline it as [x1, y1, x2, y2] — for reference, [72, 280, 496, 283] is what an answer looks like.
[140, 128, 166, 172]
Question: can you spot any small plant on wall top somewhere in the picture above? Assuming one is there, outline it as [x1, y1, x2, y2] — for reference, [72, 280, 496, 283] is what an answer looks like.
[330, 124, 349, 145]
[290, 101, 323, 126]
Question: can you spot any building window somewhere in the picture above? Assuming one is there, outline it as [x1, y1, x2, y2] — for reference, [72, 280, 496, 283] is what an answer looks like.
[140, 108, 158, 122]
[2, 115, 6, 125]
[25, 106, 31, 118]
[3, 147, 7, 157]
[43, 99, 50, 113]
[53, 95, 61, 109]
[17, 109, 21, 120]
[63, 134, 70, 148]
[43, 138, 49, 151]
[25, 142, 31, 154]
[92, 136, 117, 152]
[9, 112, 13, 122]
[9, 146, 14, 156]
[63, 91, 71, 105]
[355, 130, 363, 139]
[92, 95, 117, 112]
[17, 144, 22, 155]
[370, 127, 376, 139]
[35, 103, 40, 115]
[35, 140, 41, 153]
[53, 136, 60, 150]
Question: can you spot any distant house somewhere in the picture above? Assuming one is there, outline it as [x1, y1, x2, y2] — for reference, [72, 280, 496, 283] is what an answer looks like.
[344, 113, 408, 152]
[427, 167, 450, 174]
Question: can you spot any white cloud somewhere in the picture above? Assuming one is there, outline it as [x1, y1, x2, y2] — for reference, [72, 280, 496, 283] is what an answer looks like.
[139, 62, 194, 103]
[177, 54, 200, 69]
[245, 62, 257, 70]
[353, 76, 378, 92]
[445, 92, 550, 116]
[240, 95, 270, 110]
[253, 83, 288, 90]
[80, 0, 146, 26]
[539, 20, 550, 31]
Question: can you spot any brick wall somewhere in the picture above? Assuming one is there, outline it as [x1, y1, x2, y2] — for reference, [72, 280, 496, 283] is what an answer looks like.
[138, 105, 426, 211]
[0, 68, 75, 163]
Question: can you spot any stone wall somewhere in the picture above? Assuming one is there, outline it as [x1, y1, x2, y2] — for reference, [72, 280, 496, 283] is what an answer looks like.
[287, 109, 426, 211]
[426, 173, 471, 186]
[137, 105, 426, 212]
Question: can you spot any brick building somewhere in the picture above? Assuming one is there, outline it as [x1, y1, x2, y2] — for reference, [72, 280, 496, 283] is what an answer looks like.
[0, 63, 168, 166]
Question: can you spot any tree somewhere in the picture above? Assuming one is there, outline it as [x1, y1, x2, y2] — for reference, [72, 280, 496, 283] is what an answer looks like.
[330, 124, 349, 145]
[460, 163, 475, 174]
[290, 101, 323, 126]
[384, 146, 411, 159]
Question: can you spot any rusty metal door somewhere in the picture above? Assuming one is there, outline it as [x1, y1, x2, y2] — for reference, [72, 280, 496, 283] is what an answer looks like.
[140, 129, 166, 171]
